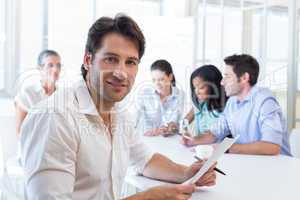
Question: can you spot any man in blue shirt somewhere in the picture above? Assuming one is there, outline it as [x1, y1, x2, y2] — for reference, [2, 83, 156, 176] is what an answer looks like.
[183, 54, 291, 156]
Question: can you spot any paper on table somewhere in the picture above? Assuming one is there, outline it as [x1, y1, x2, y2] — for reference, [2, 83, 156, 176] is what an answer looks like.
[183, 135, 239, 185]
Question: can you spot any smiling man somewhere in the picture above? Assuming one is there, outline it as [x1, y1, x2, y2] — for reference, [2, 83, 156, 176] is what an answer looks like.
[20, 15, 216, 200]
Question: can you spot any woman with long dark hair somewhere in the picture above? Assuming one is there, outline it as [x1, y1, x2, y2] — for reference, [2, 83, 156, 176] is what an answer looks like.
[182, 65, 227, 146]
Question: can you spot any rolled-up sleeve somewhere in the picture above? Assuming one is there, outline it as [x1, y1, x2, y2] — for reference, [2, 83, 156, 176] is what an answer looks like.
[128, 128, 154, 174]
[20, 111, 78, 200]
[209, 113, 230, 142]
[259, 99, 284, 146]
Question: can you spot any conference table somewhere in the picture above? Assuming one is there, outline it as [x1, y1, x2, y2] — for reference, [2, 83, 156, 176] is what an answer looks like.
[125, 135, 300, 200]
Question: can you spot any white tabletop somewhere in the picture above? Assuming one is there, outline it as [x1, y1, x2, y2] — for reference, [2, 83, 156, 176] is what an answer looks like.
[125, 135, 300, 200]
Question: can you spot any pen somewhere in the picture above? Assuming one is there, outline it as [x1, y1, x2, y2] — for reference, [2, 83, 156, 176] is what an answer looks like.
[176, 132, 193, 140]
[194, 155, 226, 176]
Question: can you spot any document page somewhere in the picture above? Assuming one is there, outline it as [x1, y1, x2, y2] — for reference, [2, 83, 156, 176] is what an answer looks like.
[183, 136, 239, 185]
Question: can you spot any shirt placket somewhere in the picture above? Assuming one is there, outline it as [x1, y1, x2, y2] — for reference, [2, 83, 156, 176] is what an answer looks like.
[110, 116, 120, 199]
[155, 95, 164, 127]
[95, 115, 118, 199]
[162, 96, 173, 125]
[230, 102, 244, 139]
[111, 142, 118, 199]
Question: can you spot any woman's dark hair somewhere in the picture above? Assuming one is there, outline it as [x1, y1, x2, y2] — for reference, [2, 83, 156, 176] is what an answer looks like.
[37, 50, 60, 67]
[190, 65, 227, 113]
[81, 14, 145, 80]
[150, 59, 176, 87]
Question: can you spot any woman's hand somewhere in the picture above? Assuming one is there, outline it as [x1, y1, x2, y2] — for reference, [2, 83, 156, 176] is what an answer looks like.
[161, 122, 179, 137]
[144, 127, 168, 136]
[180, 132, 195, 147]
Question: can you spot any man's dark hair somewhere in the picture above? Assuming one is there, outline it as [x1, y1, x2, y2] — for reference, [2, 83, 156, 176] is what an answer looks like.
[224, 54, 260, 86]
[150, 59, 176, 87]
[81, 14, 145, 80]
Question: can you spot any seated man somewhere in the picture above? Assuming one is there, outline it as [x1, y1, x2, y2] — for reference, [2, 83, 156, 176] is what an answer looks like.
[182, 54, 291, 156]
[15, 50, 62, 136]
[20, 14, 216, 200]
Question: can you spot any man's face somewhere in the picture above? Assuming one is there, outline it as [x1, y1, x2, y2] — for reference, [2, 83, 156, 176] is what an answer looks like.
[41, 55, 61, 83]
[221, 65, 242, 97]
[84, 32, 140, 104]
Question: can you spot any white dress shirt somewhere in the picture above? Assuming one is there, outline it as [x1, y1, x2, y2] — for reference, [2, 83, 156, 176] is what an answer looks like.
[20, 77, 154, 200]
[14, 79, 47, 112]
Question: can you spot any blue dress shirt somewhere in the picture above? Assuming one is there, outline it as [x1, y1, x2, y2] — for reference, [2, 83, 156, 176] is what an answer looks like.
[210, 86, 291, 156]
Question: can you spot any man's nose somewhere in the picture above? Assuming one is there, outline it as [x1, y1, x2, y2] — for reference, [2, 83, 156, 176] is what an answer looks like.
[112, 68, 127, 80]
[53, 66, 60, 73]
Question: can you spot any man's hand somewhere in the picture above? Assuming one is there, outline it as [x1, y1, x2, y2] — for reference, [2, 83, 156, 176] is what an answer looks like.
[144, 122, 180, 137]
[141, 184, 196, 200]
[184, 160, 217, 187]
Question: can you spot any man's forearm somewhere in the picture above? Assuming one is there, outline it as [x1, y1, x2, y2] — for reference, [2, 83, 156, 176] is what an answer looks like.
[229, 141, 281, 155]
[142, 153, 187, 184]
[123, 191, 151, 200]
[193, 132, 217, 145]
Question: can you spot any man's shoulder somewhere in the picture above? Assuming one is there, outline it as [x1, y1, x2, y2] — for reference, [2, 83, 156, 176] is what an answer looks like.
[252, 86, 276, 104]
[224, 86, 276, 110]
[31, 84, 77, 115]
[18, 79, 41, 95]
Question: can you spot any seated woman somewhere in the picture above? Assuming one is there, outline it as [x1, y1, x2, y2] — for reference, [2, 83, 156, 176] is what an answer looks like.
[15, 50, 62, 136]
[181, 65, 227, 146]
[136, 59, 185, 136]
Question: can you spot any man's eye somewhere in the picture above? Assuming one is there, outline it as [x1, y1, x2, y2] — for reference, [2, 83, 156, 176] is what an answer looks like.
[105, 57, 118, 64]
[126, 60, 137, 66]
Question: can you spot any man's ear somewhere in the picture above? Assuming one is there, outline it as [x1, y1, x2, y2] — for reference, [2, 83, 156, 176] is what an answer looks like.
[83, 52, 92, 71]
[241, 72, 250, 84]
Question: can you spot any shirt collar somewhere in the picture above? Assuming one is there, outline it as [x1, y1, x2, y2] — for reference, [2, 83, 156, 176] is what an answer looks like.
[35, 75, 59, 96]
[153, 86, 178, 99]
[73, 78, 99, 116]
[195, 101, 207, 114]
[236, 85, 258, 104]
[35, 80, 45, 94]
[29, 74, 45, 94]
